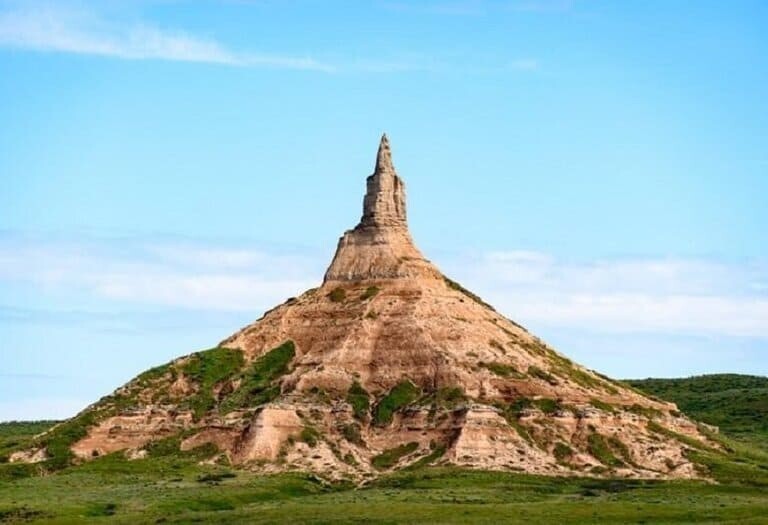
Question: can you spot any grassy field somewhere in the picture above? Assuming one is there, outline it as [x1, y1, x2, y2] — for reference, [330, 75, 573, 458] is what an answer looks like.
[0, 374, 767, 523]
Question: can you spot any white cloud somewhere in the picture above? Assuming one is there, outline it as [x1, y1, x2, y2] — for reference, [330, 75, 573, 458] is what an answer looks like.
[1, 236, 766, 339]
[0, 6, 335, 71]
[443, 251, 768, 339]
[0, 237, 321, 312]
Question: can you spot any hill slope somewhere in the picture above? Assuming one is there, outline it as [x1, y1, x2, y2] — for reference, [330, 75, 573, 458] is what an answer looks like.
[628, 374, 768, 448]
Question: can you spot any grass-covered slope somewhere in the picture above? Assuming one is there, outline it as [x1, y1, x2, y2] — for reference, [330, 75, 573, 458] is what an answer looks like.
[1, 373, 768, 522]
[627, 374, 768, 447]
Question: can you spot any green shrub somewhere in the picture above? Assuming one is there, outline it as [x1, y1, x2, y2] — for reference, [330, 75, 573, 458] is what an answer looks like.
[221, 341, 295, 413]
[346, 382, 370, 420]
[589, 398, 616, 413]
[328, 288, 346, 303]
[528, 366, 558, 385]
[481, 362, 524, 378]
[433, 386, 466, 408]
[533, 398, 561, 414]
[372, 442, 419, 469]
[299, 427, 320, 448]
[360, 286, 380, 300]
[374, 381, 420, 426]
[587, 433, 624, 468]
[84, 503, 117, 517]
[340, 423, 364, 445]
[182, 347, 245, 419]
[553, 442, 573, 462]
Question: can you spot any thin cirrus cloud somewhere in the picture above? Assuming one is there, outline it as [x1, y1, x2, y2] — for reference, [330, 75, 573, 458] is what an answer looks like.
[0, 5, 540, 73]
[1, 236, 766, 339]
[0, 6, 335, 71]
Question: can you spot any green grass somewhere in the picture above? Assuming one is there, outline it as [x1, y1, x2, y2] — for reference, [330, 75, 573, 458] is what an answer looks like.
[345, 381, 370, 420]
[527, 365, 558, 385]
[373, 381, 420, 426]
[327, 287, 346, 303]
[1, 462, 767, 523]
[371, 442, 419, 470]
[220, 341, 295, 413]
[480, 361, 524, 379]
[0, 421, 57, 462]
[2, 375, 767, 522]
[181, 347, 245, 418]
[587, 433, 624, 468]
[627, 374, 768, 448]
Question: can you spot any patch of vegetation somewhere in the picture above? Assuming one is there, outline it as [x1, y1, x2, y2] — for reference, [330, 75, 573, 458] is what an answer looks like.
[84, 502, 117, 517]
[627, 374, 768, 445]
[480, 361, 524, 378]
[532, 398, 561, 415]
[520, 338, 619, 394]
[346, 382, 370, 420]
[646, 421, 714, 452]
[373, 381, 420, 426]
[607, 436, 635, 467]
[372, 442, 419, 470]
[587, 433, 624, 468]
[407, 442, 447, 470]
[553, 442, 573, 463]
[339, 423, 364, 445]
[360, 286, 380, 300]
[181, 347, 245, 418]
[299, 427, 320, 448]
[0, 421, 57, 462]
[146, 434, 219, 460]
[421, 386, 466, 410]
[624, 403, 662, 419]
[588, 398, 615, 413]
[442, 275, 496, 311]
[32, 409, 103, 470]
[528, 366, 558, 385]
[0, 506, 47, 522]
[220, 341, 295, 413]
[197, 471, 236, 484]
[328, 287, 346, 303]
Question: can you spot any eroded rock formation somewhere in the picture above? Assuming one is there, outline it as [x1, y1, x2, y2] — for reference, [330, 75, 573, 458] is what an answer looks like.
[14, 135, 719, 481]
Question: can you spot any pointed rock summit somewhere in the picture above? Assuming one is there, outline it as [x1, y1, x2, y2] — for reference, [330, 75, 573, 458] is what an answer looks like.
[361, 134, 406, 228]
[324, 134, 437, 282]
[13, 136, 721, 482]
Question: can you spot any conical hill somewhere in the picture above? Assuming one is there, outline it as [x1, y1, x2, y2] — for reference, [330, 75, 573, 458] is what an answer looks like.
[11, 136, 720, 480]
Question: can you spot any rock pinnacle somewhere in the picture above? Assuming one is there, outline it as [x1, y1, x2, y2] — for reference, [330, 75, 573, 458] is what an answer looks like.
[323, 135, 436, 282]
[360, 133, 407, 228]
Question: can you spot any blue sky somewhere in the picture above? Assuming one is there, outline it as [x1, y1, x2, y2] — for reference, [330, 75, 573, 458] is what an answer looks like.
[1, 0, 767, 421]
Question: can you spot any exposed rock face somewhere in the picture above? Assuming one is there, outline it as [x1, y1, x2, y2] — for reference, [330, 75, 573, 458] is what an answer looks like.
[324, 134, 437, 282]
[18, 136, 720, 481]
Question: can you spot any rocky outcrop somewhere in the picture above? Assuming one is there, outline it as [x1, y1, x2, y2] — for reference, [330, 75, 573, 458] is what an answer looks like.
[16, 135, 719, 482]
[324, 134, 438, 282]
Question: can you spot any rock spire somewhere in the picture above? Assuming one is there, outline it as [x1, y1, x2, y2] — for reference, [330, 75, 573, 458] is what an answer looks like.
[360, 134, 407, 228]
[323, 134, 438, 282]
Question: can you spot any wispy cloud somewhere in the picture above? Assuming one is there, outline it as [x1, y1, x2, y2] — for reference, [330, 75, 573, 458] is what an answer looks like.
[1, 236, 766, 339]
[445, 251, 768, 339]
[0, 236, 321, 312]
[0, 6, 335, 71]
